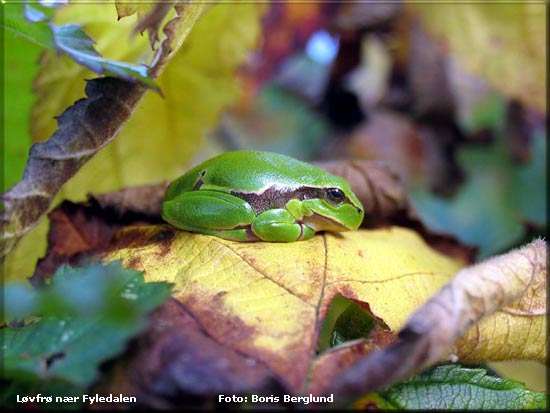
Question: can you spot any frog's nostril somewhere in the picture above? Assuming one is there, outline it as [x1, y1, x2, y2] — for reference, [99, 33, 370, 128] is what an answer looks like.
[357, 208, 363, 215]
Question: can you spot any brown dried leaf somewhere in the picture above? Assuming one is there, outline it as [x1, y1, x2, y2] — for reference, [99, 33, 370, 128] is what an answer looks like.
[92, 299, 282, 409]
[116, 1, 177, 50]
[34, 200, 124, 282]
[90, 182, 168, 218]
[133, 2, 177, 50]
[328, 239, 546, 403]
[33, 184, 167, 282]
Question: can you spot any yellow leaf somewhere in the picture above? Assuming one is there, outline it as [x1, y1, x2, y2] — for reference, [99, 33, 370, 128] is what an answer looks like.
[409, 3, 546, 112]
[104, 226, 461, 388]
[3, 220, 49, 283]
[102, 226, 545, 394]
[114, 1, 149, 20]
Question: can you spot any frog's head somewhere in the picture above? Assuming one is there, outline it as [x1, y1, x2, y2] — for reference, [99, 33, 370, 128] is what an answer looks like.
[301, 180, 364, 232]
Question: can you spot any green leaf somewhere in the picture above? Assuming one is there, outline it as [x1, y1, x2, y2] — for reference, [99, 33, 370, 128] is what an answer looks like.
[330, 302, 376, 347]
[2, 261, 172, 387]
[2, 2, 158, 91]
[3, 17, 43, 191]
[3, 3, 53, 48]
[377, 365, 548, 410]
[50, 23, 158, 92]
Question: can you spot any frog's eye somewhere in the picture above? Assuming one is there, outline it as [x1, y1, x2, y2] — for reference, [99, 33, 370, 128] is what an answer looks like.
[326, 187, 345, 205]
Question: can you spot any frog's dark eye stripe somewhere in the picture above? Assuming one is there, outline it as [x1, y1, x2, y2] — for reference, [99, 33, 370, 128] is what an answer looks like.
[326, 187, 345, 205]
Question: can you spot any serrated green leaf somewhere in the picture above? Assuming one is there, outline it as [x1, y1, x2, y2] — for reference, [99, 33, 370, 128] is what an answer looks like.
[378, 364, 548, 410]
[2, 261, 172, 387]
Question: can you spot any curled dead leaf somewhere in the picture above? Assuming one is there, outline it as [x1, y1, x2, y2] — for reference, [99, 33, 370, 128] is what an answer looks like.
[91, 182, 169, 218]
[328, 239, 547, 403]
[133, 2, 177, 50]
[115, 1, 177, 50]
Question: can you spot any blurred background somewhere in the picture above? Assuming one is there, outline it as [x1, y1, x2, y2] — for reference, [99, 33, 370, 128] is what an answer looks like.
[207, 2, 545, 260]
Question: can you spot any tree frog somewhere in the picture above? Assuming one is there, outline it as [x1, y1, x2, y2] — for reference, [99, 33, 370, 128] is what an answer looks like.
[161, 151, 364, 242]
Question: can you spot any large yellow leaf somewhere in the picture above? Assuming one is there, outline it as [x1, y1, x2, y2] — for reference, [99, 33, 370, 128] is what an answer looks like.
[115, 3, 261, 188]
[101, 227, 544, 394]
[104, 226, 461, 389]
[409, 3, 546, 112]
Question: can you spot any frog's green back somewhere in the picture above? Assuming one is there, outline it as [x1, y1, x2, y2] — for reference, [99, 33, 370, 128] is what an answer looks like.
[165, 150, 351, 200]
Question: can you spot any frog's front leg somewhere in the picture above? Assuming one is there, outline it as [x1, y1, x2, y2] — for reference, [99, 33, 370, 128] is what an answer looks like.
[161, 190, 256, 241]
[252, 209, 315, 242]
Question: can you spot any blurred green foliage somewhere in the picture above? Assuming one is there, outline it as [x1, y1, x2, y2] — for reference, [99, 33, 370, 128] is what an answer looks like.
[2, 261, 172, 406]
[411, 97, 545, 258]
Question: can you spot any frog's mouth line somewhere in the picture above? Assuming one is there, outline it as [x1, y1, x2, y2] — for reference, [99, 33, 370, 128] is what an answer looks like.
[301, 213, 351, 232]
